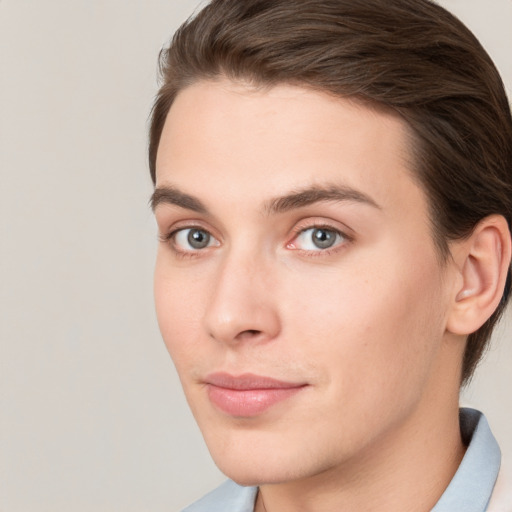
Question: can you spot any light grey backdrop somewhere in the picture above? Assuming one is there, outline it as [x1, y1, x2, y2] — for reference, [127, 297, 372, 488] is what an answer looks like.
[1, 1, 510, 510]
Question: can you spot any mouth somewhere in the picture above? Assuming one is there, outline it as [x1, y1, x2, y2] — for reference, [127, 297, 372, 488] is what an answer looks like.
[204, 372, 308, 417]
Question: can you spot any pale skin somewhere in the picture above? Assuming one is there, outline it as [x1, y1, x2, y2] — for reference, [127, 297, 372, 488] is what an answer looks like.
[152, 79, 511, 512]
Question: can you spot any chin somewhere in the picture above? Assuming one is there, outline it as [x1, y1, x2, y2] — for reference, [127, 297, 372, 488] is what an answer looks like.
[208, 445, 276, 485]
[207, 435, 325, 487]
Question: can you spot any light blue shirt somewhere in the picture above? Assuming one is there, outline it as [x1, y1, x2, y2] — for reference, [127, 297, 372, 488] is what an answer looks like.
[183, 408, 501, 512]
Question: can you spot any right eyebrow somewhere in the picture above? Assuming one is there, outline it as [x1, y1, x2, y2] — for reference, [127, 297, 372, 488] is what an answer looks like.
[150, 186, 208, 214]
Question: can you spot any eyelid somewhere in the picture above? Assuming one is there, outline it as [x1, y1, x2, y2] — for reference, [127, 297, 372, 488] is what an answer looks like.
[158, 217, 219, 239]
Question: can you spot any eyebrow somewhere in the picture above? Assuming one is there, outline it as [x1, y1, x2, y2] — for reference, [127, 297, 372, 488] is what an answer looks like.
[150, 186, 208, 214]
[263, 184, 381, 215]
[150, 183, 381, 215]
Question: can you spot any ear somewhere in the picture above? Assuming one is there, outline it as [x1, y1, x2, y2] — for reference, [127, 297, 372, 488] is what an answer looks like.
[446, 215, 511, 336]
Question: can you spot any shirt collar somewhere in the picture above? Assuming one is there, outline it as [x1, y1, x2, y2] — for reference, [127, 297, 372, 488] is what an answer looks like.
[432, 408, 501, 512]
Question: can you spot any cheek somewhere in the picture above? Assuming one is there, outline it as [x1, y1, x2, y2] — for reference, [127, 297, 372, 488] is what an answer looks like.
[282, 247, 447, 394]
[154, 257, 206, 364]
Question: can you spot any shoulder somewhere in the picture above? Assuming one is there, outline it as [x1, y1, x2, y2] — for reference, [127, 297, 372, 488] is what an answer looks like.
[487, 461, 512, 512]
[182, 480, 258, 512]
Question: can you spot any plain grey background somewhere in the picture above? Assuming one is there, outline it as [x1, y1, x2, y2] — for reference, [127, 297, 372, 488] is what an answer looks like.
[1, 1, 511, 510]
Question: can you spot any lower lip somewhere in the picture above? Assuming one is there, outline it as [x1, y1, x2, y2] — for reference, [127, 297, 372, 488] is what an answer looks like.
[207, 385, 305, 417]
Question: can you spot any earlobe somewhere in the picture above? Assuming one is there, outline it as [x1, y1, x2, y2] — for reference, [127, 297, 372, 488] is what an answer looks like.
[447, 215, 511, 335]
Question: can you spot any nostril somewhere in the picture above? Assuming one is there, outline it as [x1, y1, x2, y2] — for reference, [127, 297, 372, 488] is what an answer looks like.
[241, 329, 261, 337]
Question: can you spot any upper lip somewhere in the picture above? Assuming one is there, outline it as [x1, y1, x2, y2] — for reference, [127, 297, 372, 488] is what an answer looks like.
[205, 372, 307, 390]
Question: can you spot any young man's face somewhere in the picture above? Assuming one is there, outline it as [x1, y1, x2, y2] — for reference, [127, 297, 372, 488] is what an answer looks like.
[153, 80, 463, 485]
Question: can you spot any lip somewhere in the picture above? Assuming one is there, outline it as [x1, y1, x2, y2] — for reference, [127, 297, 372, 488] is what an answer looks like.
[204, 372, 308, 417]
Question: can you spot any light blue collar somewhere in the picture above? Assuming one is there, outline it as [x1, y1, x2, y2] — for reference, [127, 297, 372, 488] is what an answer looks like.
[432, 408, 501, 512]
[183, 479, 256, 512]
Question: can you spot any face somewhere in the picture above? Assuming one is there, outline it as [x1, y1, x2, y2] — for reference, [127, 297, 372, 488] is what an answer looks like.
[153, 79, 461, 485]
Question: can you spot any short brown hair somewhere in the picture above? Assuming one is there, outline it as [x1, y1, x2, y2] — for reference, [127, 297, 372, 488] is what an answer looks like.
[148, 0, 512, 384]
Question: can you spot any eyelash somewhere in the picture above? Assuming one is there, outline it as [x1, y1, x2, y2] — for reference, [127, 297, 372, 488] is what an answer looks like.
[160, 222, 352, 259]
[287, 223, 351, 257]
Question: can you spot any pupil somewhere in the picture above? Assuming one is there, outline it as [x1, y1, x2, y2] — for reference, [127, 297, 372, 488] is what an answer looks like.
[188, 229, 210, 249]
[313, 228, 335, 249]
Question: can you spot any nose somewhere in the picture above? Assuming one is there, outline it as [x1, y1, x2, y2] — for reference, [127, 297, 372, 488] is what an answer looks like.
[203, 252, 281, 346]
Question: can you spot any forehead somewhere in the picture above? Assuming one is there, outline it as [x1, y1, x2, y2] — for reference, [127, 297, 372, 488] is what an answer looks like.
[155, 79, 426, 225]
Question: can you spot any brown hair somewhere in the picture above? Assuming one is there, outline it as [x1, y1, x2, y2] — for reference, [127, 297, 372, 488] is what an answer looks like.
[148, 0, 512, 385]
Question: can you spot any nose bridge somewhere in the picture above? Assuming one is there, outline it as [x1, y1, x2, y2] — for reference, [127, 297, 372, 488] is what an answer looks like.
[204, 244, 280, 344]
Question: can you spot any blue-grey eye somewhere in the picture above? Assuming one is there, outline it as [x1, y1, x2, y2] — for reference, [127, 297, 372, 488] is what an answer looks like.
[188, 229, 210, 249]
[173, 228, 217, 250]
[312, 228, 337, 249]
[294, 227, 343, 251]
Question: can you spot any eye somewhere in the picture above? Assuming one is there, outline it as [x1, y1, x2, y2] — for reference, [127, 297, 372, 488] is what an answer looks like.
[290, 227, 345, 251]
[172, 228, 219, 251]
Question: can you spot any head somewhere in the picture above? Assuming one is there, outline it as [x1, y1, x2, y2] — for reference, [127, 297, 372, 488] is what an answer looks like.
[149, 0, 512, 486]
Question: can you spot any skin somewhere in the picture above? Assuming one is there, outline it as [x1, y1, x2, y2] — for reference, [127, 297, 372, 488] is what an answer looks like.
[153, 79, 469, 511]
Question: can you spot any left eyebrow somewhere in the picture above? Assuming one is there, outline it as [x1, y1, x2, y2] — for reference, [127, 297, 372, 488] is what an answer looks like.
[263, 184, 381, 215]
